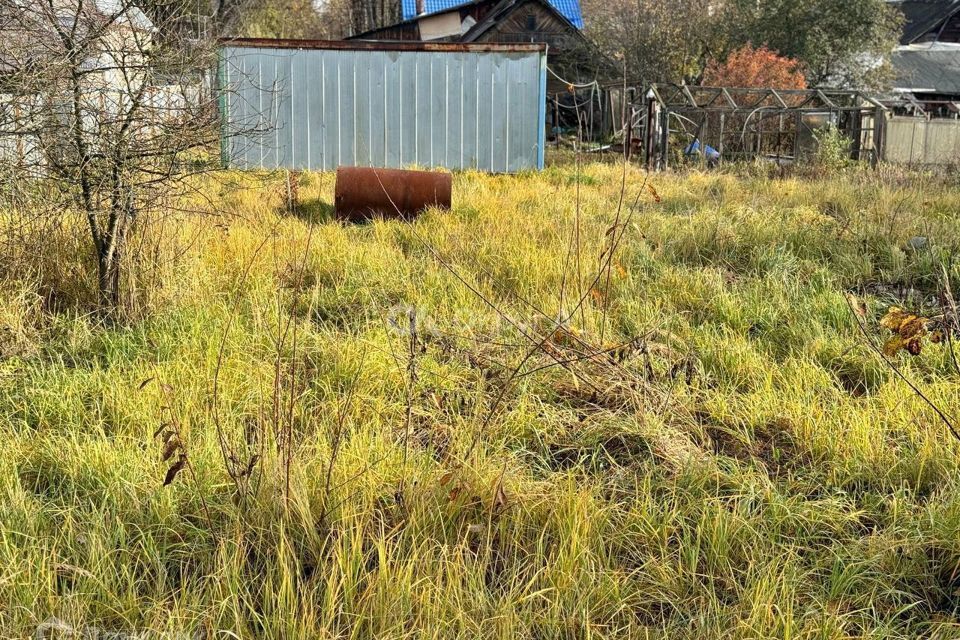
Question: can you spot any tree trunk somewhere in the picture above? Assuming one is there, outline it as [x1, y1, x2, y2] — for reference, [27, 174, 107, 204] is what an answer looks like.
[96, 209, 128, 312]
[97, 246, 122, 311]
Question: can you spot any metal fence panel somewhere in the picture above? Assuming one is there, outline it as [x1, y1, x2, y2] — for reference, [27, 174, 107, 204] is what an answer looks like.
[219, 42, 546, 172]
[926, 120, 960, 163]
[884, 116, 960, 164]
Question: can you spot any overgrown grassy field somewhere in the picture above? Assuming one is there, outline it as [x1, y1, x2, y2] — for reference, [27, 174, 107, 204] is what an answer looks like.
[4, 162, 960, 638]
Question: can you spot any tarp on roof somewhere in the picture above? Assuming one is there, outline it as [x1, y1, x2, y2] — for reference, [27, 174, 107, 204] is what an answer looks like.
[401, 0, 583, 28]
[892, 45, 960, 93]
[95, 0, 154, 30]
[892, 0, 960, 43]
[45, 0, 154, 32]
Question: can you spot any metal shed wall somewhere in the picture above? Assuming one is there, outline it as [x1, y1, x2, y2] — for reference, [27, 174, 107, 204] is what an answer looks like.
[219, 41, 547, 172]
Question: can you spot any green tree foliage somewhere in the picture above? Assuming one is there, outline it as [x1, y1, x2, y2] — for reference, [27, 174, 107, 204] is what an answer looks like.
[584, 0, 902, 90]
[717, 0, 902, 89]
[583, 0, 716, 84]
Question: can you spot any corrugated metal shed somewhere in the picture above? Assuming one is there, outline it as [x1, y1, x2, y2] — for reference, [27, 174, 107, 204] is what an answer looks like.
[218, 39, 547, 173]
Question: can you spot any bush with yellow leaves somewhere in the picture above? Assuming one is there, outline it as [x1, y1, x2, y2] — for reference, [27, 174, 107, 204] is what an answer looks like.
[879, 307, 944, 356]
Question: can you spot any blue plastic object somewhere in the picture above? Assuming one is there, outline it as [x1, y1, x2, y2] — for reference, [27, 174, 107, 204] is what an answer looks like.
[684, 139, 720, 161]
[401, 0, 584, 29]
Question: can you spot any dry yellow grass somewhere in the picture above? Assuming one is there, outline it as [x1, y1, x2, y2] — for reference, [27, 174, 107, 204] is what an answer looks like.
[2, 162, 960, 638]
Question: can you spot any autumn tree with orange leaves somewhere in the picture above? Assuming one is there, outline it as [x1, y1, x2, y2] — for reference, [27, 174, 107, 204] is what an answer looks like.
[703, 45, 807, 90]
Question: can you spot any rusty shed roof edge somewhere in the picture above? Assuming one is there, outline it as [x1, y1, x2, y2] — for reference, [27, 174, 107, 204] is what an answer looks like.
[218, 37, 547, 53]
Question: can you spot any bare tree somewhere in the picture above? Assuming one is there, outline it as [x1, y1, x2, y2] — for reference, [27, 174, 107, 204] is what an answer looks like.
[211, 0, 327, 38]
[204, 0, 399, 42]
[338, 0, 401, 37]
[0, 0, 222, 312]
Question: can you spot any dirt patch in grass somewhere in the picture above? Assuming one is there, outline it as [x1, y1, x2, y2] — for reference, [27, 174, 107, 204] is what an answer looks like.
[553, 380, 643, 416]
[835, 368, 870, 397]
[546, 433, 655, 471]
[701, 416, 813, 478]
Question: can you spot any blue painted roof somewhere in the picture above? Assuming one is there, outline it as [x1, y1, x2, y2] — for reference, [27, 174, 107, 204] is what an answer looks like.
[401, 0, 584, 29]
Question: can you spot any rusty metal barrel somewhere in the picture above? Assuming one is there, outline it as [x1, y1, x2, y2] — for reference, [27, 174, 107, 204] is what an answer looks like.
[334, 167, 452, 222]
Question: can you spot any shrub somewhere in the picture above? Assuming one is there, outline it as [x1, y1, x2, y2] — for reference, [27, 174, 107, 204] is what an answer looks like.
[813, 124, 853, 171]
[703, 44, 807, 89]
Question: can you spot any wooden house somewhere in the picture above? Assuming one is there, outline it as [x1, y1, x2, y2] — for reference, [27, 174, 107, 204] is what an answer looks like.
[889, 0, 960, 113]
[348, 0, 614, 94]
